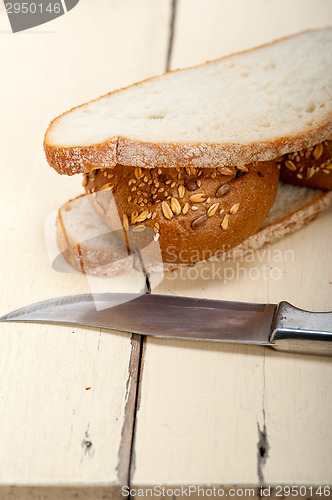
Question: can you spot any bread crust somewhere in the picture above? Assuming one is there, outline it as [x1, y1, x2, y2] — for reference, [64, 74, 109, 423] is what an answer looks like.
[84, 161, 280, 265]
[44, 28, 332, 175]
[278, 137, 332, 189]
[56, 196, 133, 276]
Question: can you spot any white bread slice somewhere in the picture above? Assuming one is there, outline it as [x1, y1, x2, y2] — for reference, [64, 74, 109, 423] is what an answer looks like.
[44, 28, 332, 174]
[56, 195, 133, 276]
[56, 186, 332, 275]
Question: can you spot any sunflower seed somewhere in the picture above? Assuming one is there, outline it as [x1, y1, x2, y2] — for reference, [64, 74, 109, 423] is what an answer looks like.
[218, 167, 234, 175]
[131, 211, 138, 224]
[313, 143, 323, 160]
[237, 165, 249, 172]
[133, 225, 146, 232]
[189, 193, 207, 203]
[135, 167, 143, 179]
[171, 197, 181, 215]
[221, 214, 229, 230]
[230, 203, 240, 214]
[178, 184, 185, 198]
[207, 203, 219, 217]
[285, 160, 297, 171]
[101, 183, 114, 190]
[162, 201, 173, 220]
[182, 202, 190, 215]
[306, 167, 315, 179]
[135, 210, 150, 223]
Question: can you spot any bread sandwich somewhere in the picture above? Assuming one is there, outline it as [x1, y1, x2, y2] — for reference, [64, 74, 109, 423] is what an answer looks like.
[44, 28, 332, 273]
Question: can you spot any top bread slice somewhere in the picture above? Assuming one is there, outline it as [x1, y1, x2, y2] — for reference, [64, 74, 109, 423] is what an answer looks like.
[44, 28, 332, 175]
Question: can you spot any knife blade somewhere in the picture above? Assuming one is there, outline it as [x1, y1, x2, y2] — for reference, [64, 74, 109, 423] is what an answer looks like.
[1, 294, 332, 356]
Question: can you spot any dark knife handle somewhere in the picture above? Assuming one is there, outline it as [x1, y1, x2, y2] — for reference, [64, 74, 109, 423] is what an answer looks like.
[270, 302, 332, 356]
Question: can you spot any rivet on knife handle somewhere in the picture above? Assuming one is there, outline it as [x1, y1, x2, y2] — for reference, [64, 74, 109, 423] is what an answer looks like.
[270, 302, 332, 356]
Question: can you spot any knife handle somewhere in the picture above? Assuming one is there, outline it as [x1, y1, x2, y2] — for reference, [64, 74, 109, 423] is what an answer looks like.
[270, 302, 332, 356]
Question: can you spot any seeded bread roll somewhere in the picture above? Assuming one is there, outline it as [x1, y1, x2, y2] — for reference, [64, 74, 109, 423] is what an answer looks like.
[83, 161, 279, 265]
[278, 137, 332, 190]
[56, 184, 332, 275]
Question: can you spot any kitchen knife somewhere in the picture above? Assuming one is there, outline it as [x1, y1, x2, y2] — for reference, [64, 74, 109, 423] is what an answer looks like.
[1, 294, 332, 356]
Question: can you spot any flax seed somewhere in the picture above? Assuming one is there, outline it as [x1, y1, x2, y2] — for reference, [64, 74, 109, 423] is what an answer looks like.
[216, 184, 230, 197]
[192, 215, 207, 230]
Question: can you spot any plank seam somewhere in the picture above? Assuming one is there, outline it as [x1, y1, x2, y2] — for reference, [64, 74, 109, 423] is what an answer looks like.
[165, 0, 178, 72]
[257, 351, 270, 489]
[117, 334, 142, 487]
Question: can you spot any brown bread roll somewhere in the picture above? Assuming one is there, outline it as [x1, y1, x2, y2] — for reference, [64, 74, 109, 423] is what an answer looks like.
[278, 137, 332, 190]
[83, 161, 279, 265]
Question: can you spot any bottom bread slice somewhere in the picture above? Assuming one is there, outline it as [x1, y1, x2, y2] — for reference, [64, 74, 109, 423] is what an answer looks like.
[56, 184, 332, 276]
[56, 194, 133, 276]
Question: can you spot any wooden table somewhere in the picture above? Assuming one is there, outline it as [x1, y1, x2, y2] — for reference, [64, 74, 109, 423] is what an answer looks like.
[0, 1, 331, 498]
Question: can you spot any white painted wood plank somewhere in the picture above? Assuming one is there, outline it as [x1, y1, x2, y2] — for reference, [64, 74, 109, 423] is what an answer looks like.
[0, 0, 170, 494]
[171, 0, 332, 68]
[132, 0, 332, 487]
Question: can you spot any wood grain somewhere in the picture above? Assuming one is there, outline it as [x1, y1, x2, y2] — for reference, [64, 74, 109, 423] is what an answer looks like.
[0, 0, 171, 497]
[131, 0, 332, 489]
